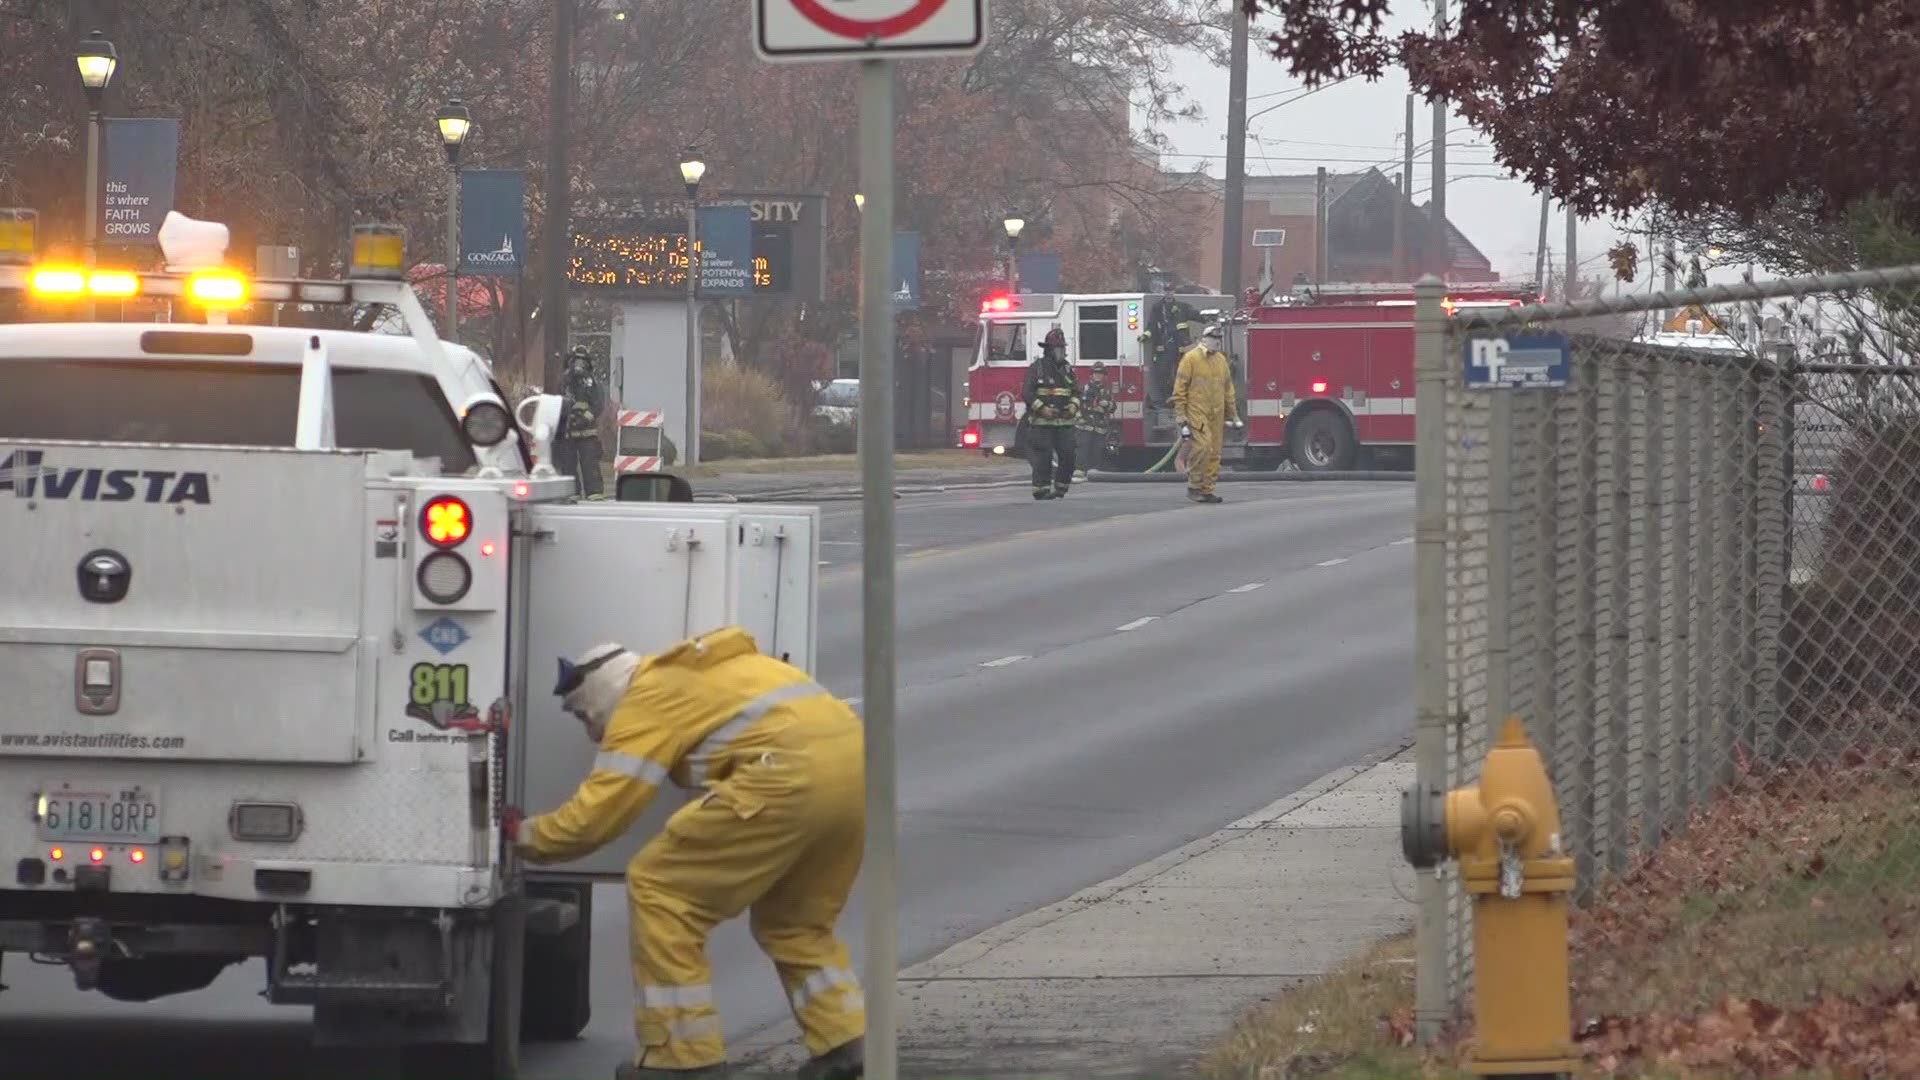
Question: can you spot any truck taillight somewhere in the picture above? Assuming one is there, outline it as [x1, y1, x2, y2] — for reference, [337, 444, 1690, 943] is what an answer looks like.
[1311, 380, 1328, 394]
[422, 496, 471, 548]
[962, 427, 980, 447]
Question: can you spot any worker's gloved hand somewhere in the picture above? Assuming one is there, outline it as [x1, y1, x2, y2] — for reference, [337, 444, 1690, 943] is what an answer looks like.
[1180, 424, 1192, 440]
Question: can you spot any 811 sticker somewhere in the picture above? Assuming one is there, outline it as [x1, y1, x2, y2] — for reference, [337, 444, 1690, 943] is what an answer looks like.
[405, 662, 482, 731]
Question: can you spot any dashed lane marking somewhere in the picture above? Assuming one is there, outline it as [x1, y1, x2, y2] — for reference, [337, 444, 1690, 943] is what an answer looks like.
[1316, 557, 1349, 567]
[1391, 537, 1415, 546]
[1229, 582, 1265, 593]
[979, 655, 1031, 668]
[1115, 616, 1158, 632]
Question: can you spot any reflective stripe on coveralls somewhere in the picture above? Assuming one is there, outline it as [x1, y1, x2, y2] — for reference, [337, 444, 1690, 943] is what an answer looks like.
[683, 678, 831, 787]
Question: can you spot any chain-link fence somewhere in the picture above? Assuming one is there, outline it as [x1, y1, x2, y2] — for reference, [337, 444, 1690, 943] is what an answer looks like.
[1412, 264, 1920, 1039]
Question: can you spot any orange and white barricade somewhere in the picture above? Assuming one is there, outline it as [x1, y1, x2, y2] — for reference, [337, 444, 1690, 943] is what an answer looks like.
[614, 408, 665, 473]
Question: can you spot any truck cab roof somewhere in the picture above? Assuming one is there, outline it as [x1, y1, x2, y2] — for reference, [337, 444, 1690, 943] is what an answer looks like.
[0, 322, 522, 476]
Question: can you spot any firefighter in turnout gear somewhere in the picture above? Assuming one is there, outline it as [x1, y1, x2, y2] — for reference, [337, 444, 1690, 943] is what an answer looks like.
[1172, 325, 1238, 503]
[1074, 360, 1116, 478]
[1023, 325, 1079, 499]
[553, 345, 606, 500]
[513, 629, 867, 1080]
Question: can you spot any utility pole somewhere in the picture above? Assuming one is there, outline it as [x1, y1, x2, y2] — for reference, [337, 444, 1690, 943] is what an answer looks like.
[1315, 166, 1328, 283]
[1401, 94, 1414, 275]
[1392, 172, 1405, 280]
[1428, 0, 1447, 281]
[1564, 206, 1577, 303]
[541, 0, 574, 390]
[1534, 193, 1549, 296]
[1220, 1, 1249, 300]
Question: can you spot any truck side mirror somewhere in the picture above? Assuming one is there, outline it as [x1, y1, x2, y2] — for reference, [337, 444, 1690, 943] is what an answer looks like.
[615, 473, 694, 503]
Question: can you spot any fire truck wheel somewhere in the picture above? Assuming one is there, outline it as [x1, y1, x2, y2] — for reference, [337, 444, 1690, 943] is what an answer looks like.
[1287, 408, 1357, 472]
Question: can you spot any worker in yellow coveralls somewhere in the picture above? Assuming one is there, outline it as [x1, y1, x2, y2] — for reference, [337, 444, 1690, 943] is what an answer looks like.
[1172, 324, 1239, 503]
[510, 628, 866, 1080]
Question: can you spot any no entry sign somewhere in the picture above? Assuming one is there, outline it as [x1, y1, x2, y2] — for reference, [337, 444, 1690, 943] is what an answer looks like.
[754, 0, 986, 62]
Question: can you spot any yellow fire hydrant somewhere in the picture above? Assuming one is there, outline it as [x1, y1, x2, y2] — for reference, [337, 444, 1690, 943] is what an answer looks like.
[1402, 715, 1578, 1077]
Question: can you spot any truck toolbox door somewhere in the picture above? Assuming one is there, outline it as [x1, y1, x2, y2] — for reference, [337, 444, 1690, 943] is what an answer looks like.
[629, 504, 821, 675]
[0, 443, 374, 765]
[516, 503, 740, 879]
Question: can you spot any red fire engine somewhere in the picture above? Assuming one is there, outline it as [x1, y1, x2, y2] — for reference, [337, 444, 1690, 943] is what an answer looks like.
[962, 280, 1540, 471]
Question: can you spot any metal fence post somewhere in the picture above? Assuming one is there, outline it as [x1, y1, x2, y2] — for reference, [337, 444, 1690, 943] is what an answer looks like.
[1638, 359, 1666, 846]
[1572, 352, 1600, 894]
[1532, 389, 1562, 763]
[1749, 358, 1785, 763]
[1412, 275, 1450, 1043]
[1665, 362, 1693, 837]
[1487, 384, 1514, 749]
[1605, 358, 1633, 873]
[1717, 369, 1743, 788]
[1695, 363, 1722, 803]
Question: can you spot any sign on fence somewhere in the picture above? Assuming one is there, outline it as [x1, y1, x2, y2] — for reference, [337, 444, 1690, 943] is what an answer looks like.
[1463, 332, 1572, 389]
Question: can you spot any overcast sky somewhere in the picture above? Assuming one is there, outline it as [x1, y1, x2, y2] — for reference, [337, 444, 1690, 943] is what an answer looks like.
[1155, 2, 1640, 289]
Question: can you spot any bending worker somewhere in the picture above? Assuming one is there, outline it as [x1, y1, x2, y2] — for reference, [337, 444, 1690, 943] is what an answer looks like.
[510, 628, 866, 1080]
[1172, 324, 1239, 504]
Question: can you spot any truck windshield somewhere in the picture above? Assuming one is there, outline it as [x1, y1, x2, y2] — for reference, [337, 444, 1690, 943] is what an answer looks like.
[0, 359, 478, 473]
[978, 320, 1030, 366]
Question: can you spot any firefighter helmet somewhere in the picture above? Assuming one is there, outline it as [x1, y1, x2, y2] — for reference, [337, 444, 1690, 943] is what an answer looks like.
[1043, 326, 1067, 348]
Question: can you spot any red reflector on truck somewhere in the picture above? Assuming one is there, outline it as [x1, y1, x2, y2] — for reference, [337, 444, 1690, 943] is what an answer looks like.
[421, 496, 471, 547]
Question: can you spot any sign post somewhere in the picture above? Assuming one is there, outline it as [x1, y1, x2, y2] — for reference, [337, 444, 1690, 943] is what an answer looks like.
[753, 4, 986, 1078]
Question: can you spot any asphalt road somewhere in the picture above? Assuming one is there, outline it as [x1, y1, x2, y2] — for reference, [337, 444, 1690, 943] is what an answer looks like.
[0, 481, 1415, 1079]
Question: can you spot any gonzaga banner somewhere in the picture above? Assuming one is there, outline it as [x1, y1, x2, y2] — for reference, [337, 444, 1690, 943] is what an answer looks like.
[459, 169, 526, 276]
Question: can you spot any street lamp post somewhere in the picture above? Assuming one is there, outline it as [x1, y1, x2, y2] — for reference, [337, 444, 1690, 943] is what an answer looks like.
[1002, 215, 1025, 294]
[75, 29, 117, 320]
[436, 97, 472, 341]
[680, 150, 707, 465]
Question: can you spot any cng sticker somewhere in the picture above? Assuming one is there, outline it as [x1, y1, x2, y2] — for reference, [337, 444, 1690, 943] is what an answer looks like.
[406, 662, 480, 730]
[419, 616, 470, 656]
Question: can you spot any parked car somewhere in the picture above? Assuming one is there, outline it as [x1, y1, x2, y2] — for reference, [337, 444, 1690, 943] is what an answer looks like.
[814, 378, 859, 423]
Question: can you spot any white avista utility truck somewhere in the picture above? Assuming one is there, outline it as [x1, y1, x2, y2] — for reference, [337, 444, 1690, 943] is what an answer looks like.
[0, 214, 820, 1078]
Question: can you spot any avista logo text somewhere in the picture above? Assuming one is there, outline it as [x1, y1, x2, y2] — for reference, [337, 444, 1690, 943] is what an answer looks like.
[0, 449, 213, 505]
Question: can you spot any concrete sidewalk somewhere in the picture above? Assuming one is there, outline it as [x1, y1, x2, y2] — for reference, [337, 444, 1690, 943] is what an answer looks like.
[734, 742, 1417, 1078]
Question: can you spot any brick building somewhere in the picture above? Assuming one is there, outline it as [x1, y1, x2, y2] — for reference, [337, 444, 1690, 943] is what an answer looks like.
[1154, 166, 1500, 293]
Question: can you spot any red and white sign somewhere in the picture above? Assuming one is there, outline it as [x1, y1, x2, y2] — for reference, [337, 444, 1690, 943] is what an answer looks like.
[754, 0, 986, 62]
[615, 455, 663, 474]
[617, 409, 662, 428]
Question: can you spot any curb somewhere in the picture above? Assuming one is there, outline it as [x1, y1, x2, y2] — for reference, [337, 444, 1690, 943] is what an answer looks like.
[1086, 468, 1413, 483]
[701, 479, 1032, 503]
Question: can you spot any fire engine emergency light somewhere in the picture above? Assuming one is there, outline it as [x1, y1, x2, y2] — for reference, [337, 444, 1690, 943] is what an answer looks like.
[0, 208, 37, 264]
[350, 224, 407, 280]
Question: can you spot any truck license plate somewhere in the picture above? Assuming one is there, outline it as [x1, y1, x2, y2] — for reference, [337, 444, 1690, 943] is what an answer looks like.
[37, 783, 161, 845]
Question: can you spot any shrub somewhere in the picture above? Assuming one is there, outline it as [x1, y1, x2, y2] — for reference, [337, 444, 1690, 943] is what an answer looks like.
[810, 415, 857, 454]
[702, 364, 793, 444]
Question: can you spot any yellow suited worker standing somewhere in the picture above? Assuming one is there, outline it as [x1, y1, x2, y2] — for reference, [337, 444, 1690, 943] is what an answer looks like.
[512, 627, 866, 1080]
[1172, 324, 1240, 503]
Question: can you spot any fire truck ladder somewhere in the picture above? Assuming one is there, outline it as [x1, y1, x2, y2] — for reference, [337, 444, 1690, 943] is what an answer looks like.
[614, 408, 665, 473]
